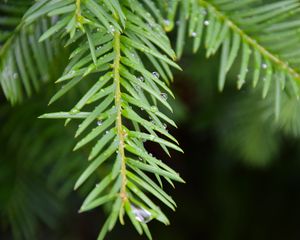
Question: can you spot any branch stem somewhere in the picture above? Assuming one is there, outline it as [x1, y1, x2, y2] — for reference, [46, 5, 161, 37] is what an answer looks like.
[113, 31, 127, 205]
[76, 0, 81, 20]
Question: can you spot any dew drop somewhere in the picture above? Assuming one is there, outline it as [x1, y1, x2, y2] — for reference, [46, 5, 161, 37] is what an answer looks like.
[160, 93, 168, 100]
[163, 123, 167, 129]
[152, 72, 160, 78]
[131, 205, 152, 223]
[109, 25, 115, 34]
[204, 20, 210, 26]
[70, 108, 79, 114]
[164, 19, 170, 26]
[262, 63, 268, 69]
[13, 73, 18, 79]
[97, 120, 103, 126]
[191, 32, 197, 37]
[137, 76, 144, 82]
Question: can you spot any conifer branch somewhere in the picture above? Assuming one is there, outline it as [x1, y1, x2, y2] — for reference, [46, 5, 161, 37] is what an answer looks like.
[199, 0, 300, 82]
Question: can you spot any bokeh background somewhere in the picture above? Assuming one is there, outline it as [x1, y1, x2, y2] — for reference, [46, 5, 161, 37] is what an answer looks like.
[2, 3, 300, 240]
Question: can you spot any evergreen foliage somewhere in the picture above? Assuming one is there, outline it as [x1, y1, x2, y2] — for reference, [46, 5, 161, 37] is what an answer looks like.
[0, 89, 92, 239]
[2, 0, 300, 239]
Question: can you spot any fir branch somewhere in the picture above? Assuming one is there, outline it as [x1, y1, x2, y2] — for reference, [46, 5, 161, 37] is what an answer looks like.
[35, 0, 183, 239]
[0, 0, 67, 104]
[172, 0, 300, 119]
[199, 0, 300, 83]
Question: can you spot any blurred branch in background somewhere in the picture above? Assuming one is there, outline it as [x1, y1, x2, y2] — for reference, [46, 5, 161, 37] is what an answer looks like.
[0, 88, 93, 239]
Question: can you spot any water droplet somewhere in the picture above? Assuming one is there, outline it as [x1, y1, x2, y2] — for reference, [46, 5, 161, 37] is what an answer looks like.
[262, 63, 268, 69]
[191, 32, 197, 37]
[97, 120, 103, 126]
[160, 93, 168, 100]
[109, 25, 115, 34]
[137, 76, 144, 82]
[131, 205, 152, 223]
[138, 157, 143, 161]
[70, 108, 79, 114]
[163, 123, 167, 129]
[204, 20, 210, 26]
[13, 73, 18, 79]
[105, 130, 109, 134]
[152, 72, 160, 78]
[164, 19, 170, 26]
[96, 45, 102, 50]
